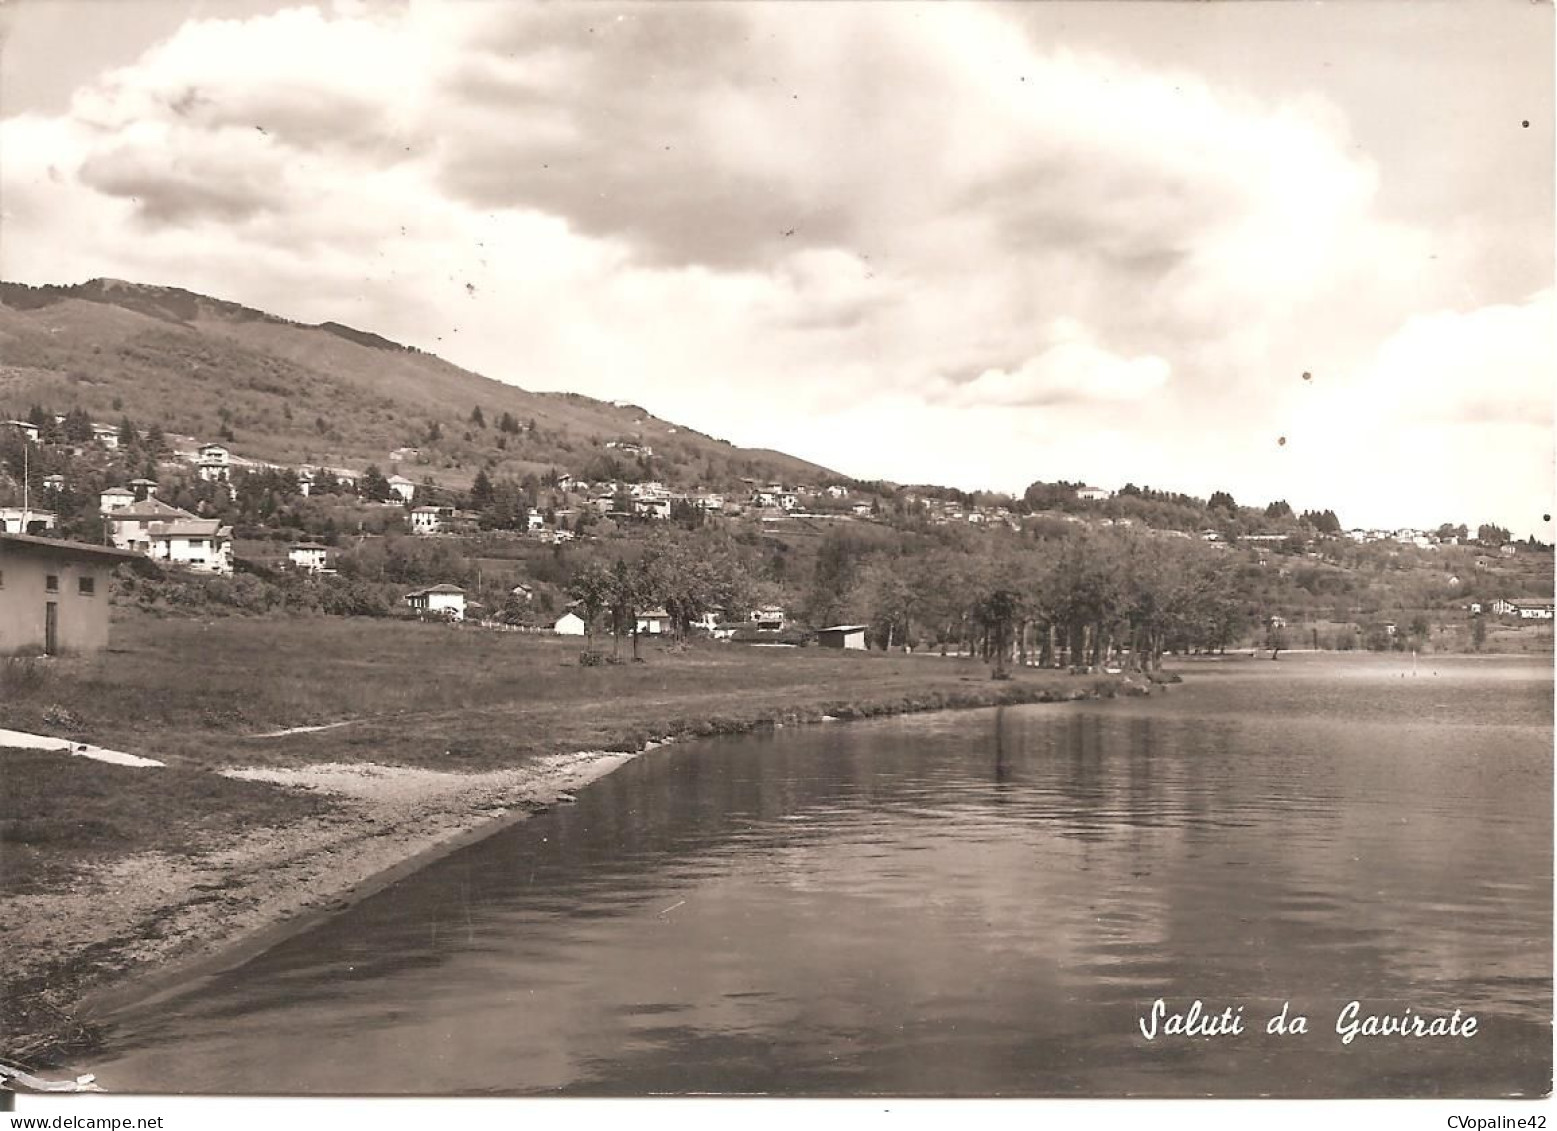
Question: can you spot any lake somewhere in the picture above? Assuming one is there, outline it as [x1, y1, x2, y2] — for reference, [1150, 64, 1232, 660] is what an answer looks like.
[90, 653, 1552, 1097]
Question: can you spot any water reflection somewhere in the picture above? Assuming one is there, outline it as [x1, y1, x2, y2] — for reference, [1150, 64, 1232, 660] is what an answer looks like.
[93, 655, 1551, 1097]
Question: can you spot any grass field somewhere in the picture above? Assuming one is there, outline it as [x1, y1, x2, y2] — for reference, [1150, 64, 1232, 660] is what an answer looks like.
[0, 612, 1125, 772]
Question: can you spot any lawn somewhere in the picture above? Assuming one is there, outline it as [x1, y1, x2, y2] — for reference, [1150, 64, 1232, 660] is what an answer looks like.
[0, 611, 1125, 772]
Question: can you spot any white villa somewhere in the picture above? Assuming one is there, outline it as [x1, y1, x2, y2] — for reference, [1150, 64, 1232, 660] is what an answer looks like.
[410, 505, 453, 534]
[404, 583, 467, 620]
[100, 486, 136, 512]
[103, 496, 202, 554]
[288, 543, 330, 573]
[196, 443, 231, 483]
[147, 518, 233, 575]
[387, 474, 417, 503]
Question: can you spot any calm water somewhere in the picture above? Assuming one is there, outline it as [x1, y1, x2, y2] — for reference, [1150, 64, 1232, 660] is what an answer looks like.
[92, 654, 1552, 1097]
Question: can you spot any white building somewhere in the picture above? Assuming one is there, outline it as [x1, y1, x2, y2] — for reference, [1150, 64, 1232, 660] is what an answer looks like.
[5, 420, 40, 442]
[636, 608, 671, 635]
[147, 518, 233, 575]
[288, 543, 330, 573]
[99, 486, 136, 512]
[404, 583, 466, 620]
[91, 424, 121, 450]
[104, 497, 201, 554]
[387, 474, 417, 503]
[1076, 486, 1111, 501]
[0, 507, 57, 535]
[553, 611, 587, 635]
[196, 443, 231, 483]
[410, 505, 452, 534]
[817, 625, 868, 650]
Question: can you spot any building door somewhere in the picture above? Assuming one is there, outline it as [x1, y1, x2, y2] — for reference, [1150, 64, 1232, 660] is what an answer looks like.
[44, 601, 58, 655]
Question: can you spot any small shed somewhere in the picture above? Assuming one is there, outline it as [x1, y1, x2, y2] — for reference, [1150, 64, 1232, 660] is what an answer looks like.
[0, 534, 142, 655]
[817, 624, 868, 650]
[553, 611, 586, 636]
[636, 608, 671, 635]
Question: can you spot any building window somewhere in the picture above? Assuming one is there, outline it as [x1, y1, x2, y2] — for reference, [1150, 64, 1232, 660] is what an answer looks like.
[78, 576, 95, 596]
[45, 574, 59, 592]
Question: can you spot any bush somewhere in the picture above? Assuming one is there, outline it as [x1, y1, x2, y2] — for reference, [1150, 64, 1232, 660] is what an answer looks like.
[578, 650, 603, 667]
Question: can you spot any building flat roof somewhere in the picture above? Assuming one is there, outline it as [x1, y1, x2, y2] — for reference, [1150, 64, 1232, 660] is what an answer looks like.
[0, 533, 143, 562]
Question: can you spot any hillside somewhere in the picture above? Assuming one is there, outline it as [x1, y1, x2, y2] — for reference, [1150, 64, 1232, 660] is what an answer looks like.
[0, 279, 837, 491]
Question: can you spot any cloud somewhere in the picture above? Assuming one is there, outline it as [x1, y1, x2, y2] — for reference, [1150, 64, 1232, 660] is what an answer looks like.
[0, 1, 1547, 537]
[933, 321, 1171, 408]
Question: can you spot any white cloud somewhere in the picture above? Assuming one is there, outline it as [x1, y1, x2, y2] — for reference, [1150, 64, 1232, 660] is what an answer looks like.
[0, 1, 1547, 535]
[933, 321, 1171, 408]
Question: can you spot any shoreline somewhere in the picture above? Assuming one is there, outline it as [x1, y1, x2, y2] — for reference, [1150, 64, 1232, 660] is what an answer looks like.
[3, 671, 1147, 1073]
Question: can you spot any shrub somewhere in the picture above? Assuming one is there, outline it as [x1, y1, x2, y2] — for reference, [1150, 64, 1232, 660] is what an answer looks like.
[578, 650, 603, 667]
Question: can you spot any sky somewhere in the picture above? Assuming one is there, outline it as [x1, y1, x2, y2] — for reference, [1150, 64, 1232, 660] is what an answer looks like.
[0, 0, 1552, 538]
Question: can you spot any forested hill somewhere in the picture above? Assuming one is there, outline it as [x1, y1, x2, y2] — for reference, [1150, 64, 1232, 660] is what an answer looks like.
[0, 278, 836, 491]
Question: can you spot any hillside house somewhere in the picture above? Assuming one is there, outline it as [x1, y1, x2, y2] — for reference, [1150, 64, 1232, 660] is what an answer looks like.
[288, 543, 330, 573]
[555, 474, 577, 492]
[1508, 598, 1554, 620]
[751, 605, 786, 631]
[410, 505, 453, 534]
[129, 478, 160, 499]
[196, 443, 231, 483]
[5, 420, 40, 442]
[387, 474, 417, 503]
[817, 625, 868, 650]
[0, 533, 141, 656]
[296, 468, 316, 496]
[91, 423, 121, 450]
[634, 497, 671, 520]
[1500, 543, 1519, 557]
[404, 583, 466, 620]
[41, 474, 65, 493]
[553, 611, 586, 635]
[148, 518, 233, 575]
[0, 507, 57, 535]
[825, 485, 849, 498]
[104, 496, 201, 554]
[1076, 486, 1110, 501]
[851, 502, 873, 517]
[389, 447, 421, 464]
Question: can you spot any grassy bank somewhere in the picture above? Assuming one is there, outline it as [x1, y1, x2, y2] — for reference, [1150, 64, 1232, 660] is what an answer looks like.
[0, 612, 1131, 772]
[1, 611, 1141, 1068]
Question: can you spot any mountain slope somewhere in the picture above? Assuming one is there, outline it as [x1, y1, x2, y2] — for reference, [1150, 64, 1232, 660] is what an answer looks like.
[0, 278, 837, 490]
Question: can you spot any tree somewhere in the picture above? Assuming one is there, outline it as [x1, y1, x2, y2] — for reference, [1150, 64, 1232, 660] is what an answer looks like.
[360, 464, 393, 502]
[470, 468, 495, 511]
[62, 407, 93, 443]
[1264, 500, 1293, 519]
[569, 561, 614, 645]
[1477, 523, 1511, 546]
[1208, 490, 1237, 513]
[470, 406, 486, 428]
[117, 416, 138, 449]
